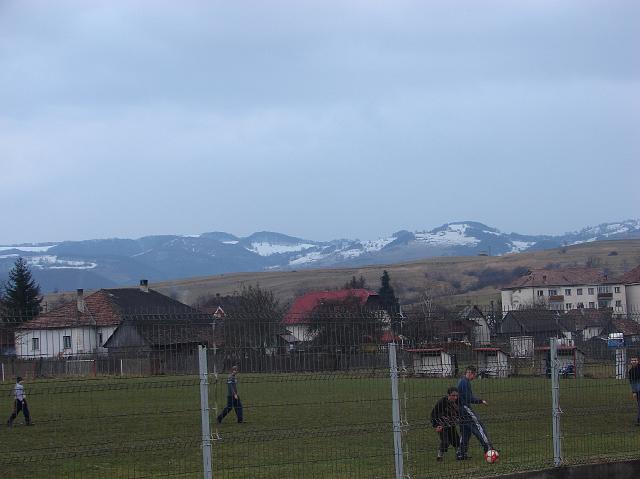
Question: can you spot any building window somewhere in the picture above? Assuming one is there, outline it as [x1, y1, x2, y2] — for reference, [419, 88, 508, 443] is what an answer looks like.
[598, 286, 611, 294]
[577, 302, 584, 309]
[548, 289, 557, 296]
[577, 288, 583, 295]
[537, 290, 544, 297]
[614, 286, 621, 293]
[565, 303, 572, 310]
[32, 338, 39, 351]
[98, 332, 103, 346]
[615, 300, 622, 308]
[565, 289, 572, 296]
[588, 288, 595, 295]
[63, 335, 71, 349]
[589, 302, 595, 308]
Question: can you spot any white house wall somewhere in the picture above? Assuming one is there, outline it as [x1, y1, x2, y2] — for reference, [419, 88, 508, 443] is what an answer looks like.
[97, 326, 117, 353]
[15, 327, 105, 358]
[626, 284, 640, 316]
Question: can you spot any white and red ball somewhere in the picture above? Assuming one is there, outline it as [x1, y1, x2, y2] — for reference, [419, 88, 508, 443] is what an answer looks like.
[484, 449, 500, 464]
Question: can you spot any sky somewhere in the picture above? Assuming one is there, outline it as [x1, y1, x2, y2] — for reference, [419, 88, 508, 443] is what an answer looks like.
[1, 0, 638, 245]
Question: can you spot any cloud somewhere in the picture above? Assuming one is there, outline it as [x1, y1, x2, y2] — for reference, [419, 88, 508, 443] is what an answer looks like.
[0, 0, 638, 243]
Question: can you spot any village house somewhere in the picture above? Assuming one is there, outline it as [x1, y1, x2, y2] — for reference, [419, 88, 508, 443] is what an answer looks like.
[499, 309, 575, 351]
[501, 267, 627, 313]
[606, 317, 640, 346]
[455, 305, 491, 345]
[14, 280, 204, 359]
[282, 289, 388, 343]
[563, 308, 612, 342]
[618, 265, 640, 316]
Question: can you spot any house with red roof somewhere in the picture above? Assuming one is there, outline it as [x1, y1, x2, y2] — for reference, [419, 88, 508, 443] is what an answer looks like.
[15, 280, 203, 359]
[282, 289, 388, 343]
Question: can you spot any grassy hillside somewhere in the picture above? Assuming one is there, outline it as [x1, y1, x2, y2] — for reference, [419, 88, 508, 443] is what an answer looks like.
[154, 239, 640, 308]
[43, 239, 640, 310]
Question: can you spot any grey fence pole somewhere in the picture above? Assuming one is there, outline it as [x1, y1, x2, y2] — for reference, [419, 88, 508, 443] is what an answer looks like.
[388, 342, 404, 479]
[550, 338, 562, 467]
[198, 345, 213, 479]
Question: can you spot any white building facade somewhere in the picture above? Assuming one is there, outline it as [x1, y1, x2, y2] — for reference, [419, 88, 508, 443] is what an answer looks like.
[501, 268, 627, 314]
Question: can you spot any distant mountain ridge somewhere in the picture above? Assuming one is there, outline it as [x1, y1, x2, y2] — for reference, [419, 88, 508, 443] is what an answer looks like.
[1, 219, 639, 293]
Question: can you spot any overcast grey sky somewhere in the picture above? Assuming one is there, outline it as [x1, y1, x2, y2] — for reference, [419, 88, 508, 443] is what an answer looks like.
[1, 0, 638, 245]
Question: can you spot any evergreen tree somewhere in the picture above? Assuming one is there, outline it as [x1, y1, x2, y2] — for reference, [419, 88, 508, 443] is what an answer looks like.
[2, 257, 42, 320]
[378, 270, 399, 314]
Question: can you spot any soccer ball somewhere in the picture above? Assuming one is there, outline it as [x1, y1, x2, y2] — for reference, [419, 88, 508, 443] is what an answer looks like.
[485, 449, 499, 464]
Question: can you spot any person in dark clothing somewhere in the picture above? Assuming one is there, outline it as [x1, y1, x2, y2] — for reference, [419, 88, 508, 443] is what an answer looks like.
[7, 377, 32, 427]
[430, 387, 460, 461]
[456, 366, 493, 460]
[217, 366, 243, 424]
[629, 357, 640, 426]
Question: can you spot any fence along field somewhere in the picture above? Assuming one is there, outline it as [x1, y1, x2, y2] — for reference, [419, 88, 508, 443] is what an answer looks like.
[1, 307, 640, 478]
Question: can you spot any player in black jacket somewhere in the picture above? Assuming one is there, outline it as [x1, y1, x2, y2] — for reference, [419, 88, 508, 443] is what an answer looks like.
[430, 387, 460, 461]
[629, 356, 640, 425]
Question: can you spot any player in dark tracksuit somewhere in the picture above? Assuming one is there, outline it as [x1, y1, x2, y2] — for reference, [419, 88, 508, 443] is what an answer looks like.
[456, 366, 493, 460]
[430, 387, 460, 461]
[217, 366, 243, 424]
[629, 357, 640, 426]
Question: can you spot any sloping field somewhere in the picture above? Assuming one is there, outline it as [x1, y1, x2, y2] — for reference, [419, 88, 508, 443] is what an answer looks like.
[43, 239, 640, 308]
[147, 239, 640, 306]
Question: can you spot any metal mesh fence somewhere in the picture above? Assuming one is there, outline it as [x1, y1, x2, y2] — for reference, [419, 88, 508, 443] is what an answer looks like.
[1, 304, 640, 478]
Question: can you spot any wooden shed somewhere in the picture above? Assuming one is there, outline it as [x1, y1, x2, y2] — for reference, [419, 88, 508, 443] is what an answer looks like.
[474, 347, 509, 378]
[406, 348, 454, 377]
[534, 345, 585, 378]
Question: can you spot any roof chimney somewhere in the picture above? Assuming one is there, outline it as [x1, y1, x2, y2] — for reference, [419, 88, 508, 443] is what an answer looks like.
[139, 279, 149, 293]
[77, 289, 85, 313]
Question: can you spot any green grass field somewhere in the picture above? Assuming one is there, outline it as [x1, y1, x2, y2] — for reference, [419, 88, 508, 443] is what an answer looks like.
[1, 371, 639, 479]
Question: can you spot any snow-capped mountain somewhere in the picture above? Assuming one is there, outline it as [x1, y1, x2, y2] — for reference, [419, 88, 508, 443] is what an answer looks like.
[1, 220, 639, 293]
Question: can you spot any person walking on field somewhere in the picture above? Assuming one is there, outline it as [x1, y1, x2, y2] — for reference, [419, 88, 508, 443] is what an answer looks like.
[217, 366, 243, 424]
[456, 366, 493, 460]
[629, 356, 640, 426]
[7, 377, 33, 427]
[431, 387, 460, 461]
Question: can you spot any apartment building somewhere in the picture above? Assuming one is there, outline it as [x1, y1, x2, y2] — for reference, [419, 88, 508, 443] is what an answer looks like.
[501, 268, 627, 313]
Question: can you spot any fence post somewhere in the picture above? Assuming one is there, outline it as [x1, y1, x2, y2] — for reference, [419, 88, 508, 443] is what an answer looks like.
[388, 342, 404, 479]
[615, 348, 626, 380]
[198, 345, 213, 479]
[550, 338, 562, 467]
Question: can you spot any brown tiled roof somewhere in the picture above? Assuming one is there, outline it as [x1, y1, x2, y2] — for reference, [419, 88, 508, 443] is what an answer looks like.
[619, 265, 640, 285]
[19, 288, 199, 330]
[503, 268, 610, 289]
[564, 309, 612, 329]
[611, 318, 640, 336]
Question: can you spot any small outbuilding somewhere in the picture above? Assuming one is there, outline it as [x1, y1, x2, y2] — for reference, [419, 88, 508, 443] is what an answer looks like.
[406, 348, 455, 377]
[474, 347, 509, 378]
[534, 345, 585, 378]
